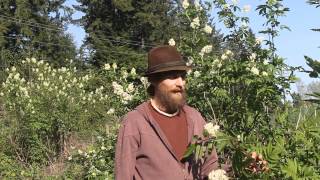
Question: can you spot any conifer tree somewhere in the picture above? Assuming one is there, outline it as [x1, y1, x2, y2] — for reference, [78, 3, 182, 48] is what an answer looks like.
[74, 0, 186, 69]
[0, 0, 76, 71]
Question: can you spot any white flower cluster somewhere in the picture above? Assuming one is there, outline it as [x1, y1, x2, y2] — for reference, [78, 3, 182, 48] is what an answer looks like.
[1, 57, 112, 116]
[204, 122, 220, 137]
[199, 45, 213, 57]
[182, 0, 189, 9]
[208, 169, 229, 180]
[203, 25, 212, 34]
[168, 38, 175, 46]
[191, 17, 200, 29]
[221, 50, 233, 60]
[112, 81, 134, 104]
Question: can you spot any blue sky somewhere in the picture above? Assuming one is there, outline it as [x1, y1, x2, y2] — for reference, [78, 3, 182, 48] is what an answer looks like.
[65, 0, 320, 91]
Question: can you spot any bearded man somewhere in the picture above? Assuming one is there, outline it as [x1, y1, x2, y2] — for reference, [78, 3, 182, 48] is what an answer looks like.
[115, 45, 219, 180]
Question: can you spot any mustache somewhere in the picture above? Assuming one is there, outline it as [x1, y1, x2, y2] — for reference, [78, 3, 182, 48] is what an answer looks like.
[171, 88, 185, 93]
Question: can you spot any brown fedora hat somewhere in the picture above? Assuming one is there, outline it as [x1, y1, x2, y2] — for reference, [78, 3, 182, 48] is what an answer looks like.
[144, 45, 190, 76]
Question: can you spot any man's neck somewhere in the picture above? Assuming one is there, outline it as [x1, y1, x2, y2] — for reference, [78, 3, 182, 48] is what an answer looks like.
[150, 98, 179, 117]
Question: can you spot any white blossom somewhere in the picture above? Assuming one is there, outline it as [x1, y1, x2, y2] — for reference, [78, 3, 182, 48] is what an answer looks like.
[225, 50, 233, 56]
[168, 38, 176, 46]
[127, 83, 135, 93]
[200, 45, 213, 55]
[107, 108, 115, 115]
[112, 63, 117, 69]
[250, 66, 260, 75]
[131, 68, 136, 75]
[262, 71, 268, 76]
[182, 0, 189, 9]
[101, 146, 106, 150]
[190, 17, 200, 29]
[194, 71, 201, 77]
[204, 122, 220, 137]
[104, 63, 111, 70]
[11, 66, 16, 72]
[255, 36, 264, 45]
[208, 169, 229, 180]
[263, 60, 269, 65]
[68, 156, 72, 161]
[0, 92, 4, 96]
[194, 0, 202, 10]
[249, 53, 257, 61]
[31, 57, 36, 63]
[203, 25, 213, 34]
[243, 5, 251, 13]
[221, 54, 228, 60]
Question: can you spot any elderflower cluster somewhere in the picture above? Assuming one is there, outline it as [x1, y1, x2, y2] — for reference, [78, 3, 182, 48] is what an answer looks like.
[208, 169, 229, 180]
[199, 45, 213, 57]
[204, 122, 220, 137]
[190, 17, 200, 29]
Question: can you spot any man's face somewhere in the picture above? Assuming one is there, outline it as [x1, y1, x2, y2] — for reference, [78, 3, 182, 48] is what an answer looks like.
[153, 70, 187, 113]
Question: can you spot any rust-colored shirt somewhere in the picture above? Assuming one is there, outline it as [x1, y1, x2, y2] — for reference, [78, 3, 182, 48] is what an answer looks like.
[115, 102, 219, 180]
[148, 102, 188, 161]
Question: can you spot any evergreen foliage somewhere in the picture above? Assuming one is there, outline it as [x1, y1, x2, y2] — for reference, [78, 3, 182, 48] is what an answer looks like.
[0, 0, 76, 74]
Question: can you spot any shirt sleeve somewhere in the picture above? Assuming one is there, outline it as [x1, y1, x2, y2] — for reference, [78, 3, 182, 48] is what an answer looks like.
[115, 116, 140, 180]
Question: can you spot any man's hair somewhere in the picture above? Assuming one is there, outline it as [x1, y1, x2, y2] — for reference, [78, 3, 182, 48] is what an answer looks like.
[147, 75, 160, 97]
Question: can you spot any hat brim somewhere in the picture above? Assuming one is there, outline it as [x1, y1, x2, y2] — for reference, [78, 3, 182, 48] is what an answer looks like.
[143, 65, 192, 76]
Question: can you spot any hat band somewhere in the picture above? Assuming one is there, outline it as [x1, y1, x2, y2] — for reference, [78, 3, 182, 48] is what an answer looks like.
[146, 60, 187, 74]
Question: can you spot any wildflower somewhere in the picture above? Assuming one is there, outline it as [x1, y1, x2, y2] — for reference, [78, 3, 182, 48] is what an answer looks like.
[203, 25, 212, 34]
[186, 58, 193, 66]
[0, 92, 4, 96]
[43, 81, 49, 87]
[225, 50, 233, 56]
[107, 108, 115, 115]
[204, 122, 220, 137]
[31, 57, 36, 63]
[255, 37, 264, 45]
[221, 54, 228, 60]
[101, 146, 106, 150]
[237, 135, 241, 141]
[263, 60, 268, 65]
[200, 45, 213, 54]
[11, 66, 16, 72]
[168, 38, 175, 46]
[131, 68, 136, 75]
[194, 71, 201, 78]
[222, 4, 229, 10]
[140, 77, 148, 86]
[122, 92, 133, 101]
[122, 71, 128, 79]
[68, 156, 72, 161]
[127, 83, 135, 93]
[182, 0, 189, 9]
[208, 169, 229, 180]
[250, 66, 259, 75]
[243, 5, 251, 13]
[217, 63, 223, 68]
[13, 73, 20, 80]
[262, 71, 268, 76]
[194, 0, 202, 10]
[112, 63, 117, 69]
[104, 63, 111, 70]
[249, 53, 257, 61]
[190, 17, 200, 29]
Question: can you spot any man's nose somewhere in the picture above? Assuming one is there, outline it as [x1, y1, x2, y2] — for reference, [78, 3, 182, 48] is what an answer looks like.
[175, 76, 185, 87]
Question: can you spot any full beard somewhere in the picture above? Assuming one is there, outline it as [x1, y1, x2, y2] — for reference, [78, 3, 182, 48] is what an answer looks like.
[158, 88, 187, 114]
